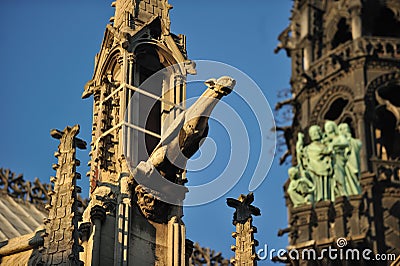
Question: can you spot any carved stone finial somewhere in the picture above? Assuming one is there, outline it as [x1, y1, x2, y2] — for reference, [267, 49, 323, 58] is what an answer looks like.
[227, 192, 261, 224]
[227, 193, 260, 266]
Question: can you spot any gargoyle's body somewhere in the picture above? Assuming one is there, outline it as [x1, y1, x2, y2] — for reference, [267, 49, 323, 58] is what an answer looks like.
[132, 76, 235, 203]
[150, 77, 235, 174]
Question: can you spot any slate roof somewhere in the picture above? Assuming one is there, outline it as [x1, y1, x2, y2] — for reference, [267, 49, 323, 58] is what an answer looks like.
[0, 192, 47, 241]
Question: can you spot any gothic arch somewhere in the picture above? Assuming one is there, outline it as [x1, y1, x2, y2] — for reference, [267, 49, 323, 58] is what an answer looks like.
[310, 85, 354, 124]
[130, 42, 186, 158]
[325, 11, 351, 50]
[365, 71, 400, 105]
[132, 40, 184, 71]
[366, 71, 400, 159]
[95, 47, 124, 85]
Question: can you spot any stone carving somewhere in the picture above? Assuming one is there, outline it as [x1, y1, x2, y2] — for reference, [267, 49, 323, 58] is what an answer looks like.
[132, 76, 235, 213]
[189, 242, 230, 266]
[135, 185, 156, 219]
[41, 125, 86, 266]
[227, 193, 260, 266]
[227, 192, 261, 224]
[294, 122, 362, 205]
[323, 120, 348, 199]
[297, 125, 333, 202]
[134, 184, 169, 222]
[274, 26, 294, 56]
[287, 167, 315, 207]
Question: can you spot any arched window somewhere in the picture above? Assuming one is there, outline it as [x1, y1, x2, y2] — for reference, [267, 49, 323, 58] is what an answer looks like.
[324, 97, 349, 121]
[372, 7, 400, 38]
[374, 84, 400, 160]
[331, 18, 352, 49]
[123, 43, 184, 166]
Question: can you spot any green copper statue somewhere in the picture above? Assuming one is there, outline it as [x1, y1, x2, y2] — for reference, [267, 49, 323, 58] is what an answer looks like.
[296, 125, 333, 202]
[287, 166, 315, 207]
[290, 121, 363, 207]
[338, 123, 362, 195]
[323, 120, 348, 199]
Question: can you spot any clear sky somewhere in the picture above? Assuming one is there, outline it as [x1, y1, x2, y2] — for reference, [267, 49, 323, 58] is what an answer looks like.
[0, 1, 293, 265]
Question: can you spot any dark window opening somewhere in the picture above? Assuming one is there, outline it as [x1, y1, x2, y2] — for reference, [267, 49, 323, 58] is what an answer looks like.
[377, 85, 400, 107]
[372, 7, 400, 38]
[375, 107, 400, 160]
[136, 45, 163, 160]
[324, 97, 349, 121]
[331, 18, 352, 49]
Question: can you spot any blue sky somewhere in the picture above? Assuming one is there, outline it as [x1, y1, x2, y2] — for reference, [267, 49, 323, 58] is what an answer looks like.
[0, 1, 293, 264]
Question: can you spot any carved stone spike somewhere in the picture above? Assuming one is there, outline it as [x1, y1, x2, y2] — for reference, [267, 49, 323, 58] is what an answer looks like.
[227, 193, 260, 266]
[41, 125, 86, 266]
[227, 192, 261, 224]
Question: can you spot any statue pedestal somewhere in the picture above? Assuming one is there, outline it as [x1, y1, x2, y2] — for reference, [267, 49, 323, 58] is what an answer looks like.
[291, 204, 315, 243]
[347, 194, 364, 237]
[313, 201, 333, 241]
[333, 196, 351, 238]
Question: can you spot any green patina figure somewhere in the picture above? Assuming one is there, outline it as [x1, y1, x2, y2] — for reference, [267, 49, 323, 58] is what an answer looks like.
[338, 123, 362, 195]
[323, 120, 349, 199]
[287, 166, 315, 207]
[296, 125, 333, 202]
[292, 122, 363, 206]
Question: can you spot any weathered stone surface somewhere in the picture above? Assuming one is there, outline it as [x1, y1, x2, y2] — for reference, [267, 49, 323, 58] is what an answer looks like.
[41, 125, 86, 266]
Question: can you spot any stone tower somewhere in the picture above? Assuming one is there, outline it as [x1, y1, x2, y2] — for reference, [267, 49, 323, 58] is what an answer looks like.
[79, 0, 192, 265]
[276, 0, 400, 264]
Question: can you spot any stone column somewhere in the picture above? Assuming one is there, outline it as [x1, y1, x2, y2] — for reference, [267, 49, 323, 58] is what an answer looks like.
[360, 172, 377, 252]
[354, 103, 368, 173]
[347, 194, 364, 237]
[303, 39, 313, 71]
[333, 196, 351, 238]
[349, 1, 362, 40]
[114, 170, 132, 266]
[349, 1, 363, 55]
[124, 54, 136, 164]
[90, 205, 106, 266]
[167, 216, 186, 266]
